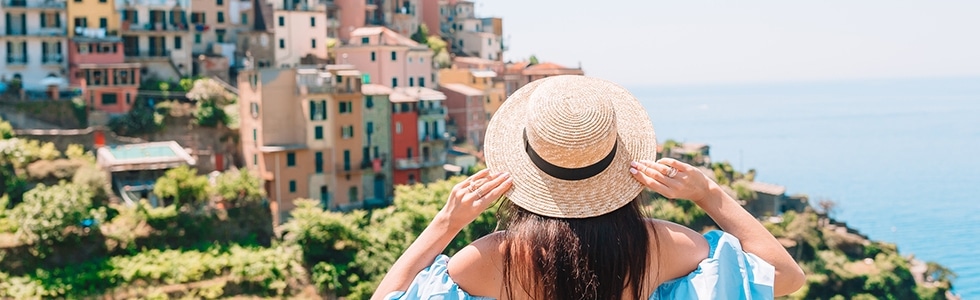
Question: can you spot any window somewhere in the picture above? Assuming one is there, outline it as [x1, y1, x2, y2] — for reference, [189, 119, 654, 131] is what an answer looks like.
[310, 17, 315, 27]
[241, 13, 248, 25]
[114, 69, 133, 85]
[174, 36, 183, 49]
[286, 152, 296, 166]
[408, 77, 414, 87]
[392, 77, 398, 87]
[217, 12, 225, 23]
[289, 180, 296, 193]
[191, 12, 205, 23]
[391, 51, 397, 61]
[216, 0, 223, 5]
[252, 129, 257, 145]
[74, 17, 87, 28]
[101, 93, 118, 105]
[370, 51, 375, 61]
[99, 17, 107, 28]
[408, 56, 412, 63]
[311, 39, 316, 48]
[343, 150, 351, 171]
[40, 12, 61, 28]
[365, 95, 374, 108]
[253, 154, 258, 166]
[310, 100, 326, 120]
[215, 29, 225, 43]
[278, 16, 284, 26]
[126, 93, 131, 104]
[366, 121, 374, 135]
[250, 102, 259, 118]
[361, 37, 369, 44]
[420, 57, 424, 63]
[194, 33, 202, 44]
[279, 39, 285, 49]
[418, 77, 425, 87]
[395, 122, 402, 134]
[315, 152, 323, 173]
[314, 126, 323, 140]
[339, 101, 352, 114]
[341, 125, 354, 139]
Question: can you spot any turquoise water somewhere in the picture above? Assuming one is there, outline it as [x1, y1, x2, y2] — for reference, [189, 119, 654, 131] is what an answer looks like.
[631, 77, 980, 298]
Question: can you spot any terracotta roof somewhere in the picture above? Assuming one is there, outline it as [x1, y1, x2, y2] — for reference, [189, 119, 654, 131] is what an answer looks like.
[441, 83, 484, 97]
[349, 26, 421, 47]
[747, 181, 787, 196]
[395, 87, 446, 101]
[522, 62, 585, 76]
[506, 61, 531, 72]
[454, 56, 498, 65]
[361, 84, 393, 95]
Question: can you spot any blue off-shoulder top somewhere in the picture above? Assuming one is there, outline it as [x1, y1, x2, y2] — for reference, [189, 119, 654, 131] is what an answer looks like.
[384, 230, 775, 300]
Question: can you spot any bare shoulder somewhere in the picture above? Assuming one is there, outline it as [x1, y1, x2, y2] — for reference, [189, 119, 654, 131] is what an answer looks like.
[447, 231, 506, 298]
[645, 219, 710, 281]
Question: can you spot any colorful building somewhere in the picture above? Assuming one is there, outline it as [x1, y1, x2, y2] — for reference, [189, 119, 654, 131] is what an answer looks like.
[67, 0, 120, 37]
[238, 65, 371, 224]
[117, 0, 193, 79]
[440, 83, 485, 148]
[189, 0, 252, 65]
[0, 0, 69, 91]
[68, 36, 141, 113]
[397, 87, 448, 183]
[360, 83, 394, 205]
[271, 0, 330, 67]
[389, 88, 420, 185]
[338, 26, 433, 90]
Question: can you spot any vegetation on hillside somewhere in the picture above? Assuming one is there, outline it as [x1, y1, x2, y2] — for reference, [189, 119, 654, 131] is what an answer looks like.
[0, 126, 957, 298]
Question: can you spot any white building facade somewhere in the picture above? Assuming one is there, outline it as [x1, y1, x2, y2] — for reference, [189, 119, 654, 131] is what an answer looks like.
[0, 0, 69, 90]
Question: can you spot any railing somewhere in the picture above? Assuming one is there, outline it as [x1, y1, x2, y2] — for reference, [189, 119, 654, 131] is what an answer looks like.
[123, 22, 189, 32]
[418, 107, 445, 116]
[6, 56, 28, 65]
[336, 163, 358, 174]
[420, 133, 447, 142]
[41, 54, 63, 64]
[3, 0, 65, 9]
[125, 49, 171, 58]
[395, 155, 447, 170]
[2, 28, 62, 36]
[360, 155, 388, 170]
[119, 0, 189, 8]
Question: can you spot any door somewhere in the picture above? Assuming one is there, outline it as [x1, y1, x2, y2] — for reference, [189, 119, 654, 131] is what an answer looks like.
[373, 175, 385, 202]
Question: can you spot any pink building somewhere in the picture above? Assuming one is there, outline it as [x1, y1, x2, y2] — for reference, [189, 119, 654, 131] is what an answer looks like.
[420, 0, 440, 37]
[68, 36, 141, 114]
[337, 26, 433, 89]
[440, 83, 486, 148]
[336, 0, 366, 42]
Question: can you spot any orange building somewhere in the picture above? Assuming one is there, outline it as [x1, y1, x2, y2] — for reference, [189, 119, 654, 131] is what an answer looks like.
[68, 36, 141, 114]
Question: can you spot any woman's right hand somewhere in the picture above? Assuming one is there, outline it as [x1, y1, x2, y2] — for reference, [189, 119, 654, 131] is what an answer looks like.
[629, 158, 716, 205]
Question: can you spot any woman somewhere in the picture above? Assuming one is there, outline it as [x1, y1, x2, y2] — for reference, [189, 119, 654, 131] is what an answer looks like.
[373, 76, 805, 299]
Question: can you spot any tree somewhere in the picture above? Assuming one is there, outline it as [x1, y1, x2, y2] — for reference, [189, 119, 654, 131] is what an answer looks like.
[10, 181, 94, 245]
[410, 24, 430, 45]
[426, 36, 448, 54]
[153, 166, 210, 208]
[186, 78, 235, 127]
[529, 55, 539, 65]
[433, 49, 452, 69]
[214, 169, 265, 206]
[0, 117, 13, 140]
[817, 198, 838, 218]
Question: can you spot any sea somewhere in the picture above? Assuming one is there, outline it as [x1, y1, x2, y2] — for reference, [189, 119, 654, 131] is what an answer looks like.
[629, 76, 980, 298]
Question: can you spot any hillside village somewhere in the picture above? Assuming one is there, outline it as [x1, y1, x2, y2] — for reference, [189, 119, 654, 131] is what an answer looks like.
[0, 0, 588, 222]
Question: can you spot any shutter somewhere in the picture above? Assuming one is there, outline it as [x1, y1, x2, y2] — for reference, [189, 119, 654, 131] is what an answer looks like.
[55, 13, 61, 27]
[42, 42, 48, 56]
[309, 100, 315, 120]
[57, 41, 62, 54]
[320, 100, 327, 120]
[40, 13, 46, 28]
[22, 41, 27, 60]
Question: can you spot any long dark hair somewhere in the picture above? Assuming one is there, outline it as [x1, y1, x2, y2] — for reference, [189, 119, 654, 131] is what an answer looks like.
[497, 197, 659, 300]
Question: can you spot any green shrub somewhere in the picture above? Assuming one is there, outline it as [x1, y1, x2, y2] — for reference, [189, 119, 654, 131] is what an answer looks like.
[9, 181, 94, 246]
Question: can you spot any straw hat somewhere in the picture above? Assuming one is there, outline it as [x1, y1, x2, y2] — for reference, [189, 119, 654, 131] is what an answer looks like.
[484, 75, 657, 218]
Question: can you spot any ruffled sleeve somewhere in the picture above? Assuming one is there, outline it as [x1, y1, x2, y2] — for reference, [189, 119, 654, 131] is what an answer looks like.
[383, 255, 494, 300]
[651, 230, 776, 300]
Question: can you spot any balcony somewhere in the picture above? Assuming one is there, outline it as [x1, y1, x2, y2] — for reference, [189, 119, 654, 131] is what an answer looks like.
[395, 155, 447, 170]
[4, 27, 65, 37]
[119, 0, 189, 8]
[6, 56, 28, 65]
[360, 155, 387, 170]
[2, 0, 65, 9]
[125, 49, 171, 58]
[122, 22, 190, 33]
[41, 53, 63, 64]
[335, 163, 360, 175]
[418, 106, 445, 116]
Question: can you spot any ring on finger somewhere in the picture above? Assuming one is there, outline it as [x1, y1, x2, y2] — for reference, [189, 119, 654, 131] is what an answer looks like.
[665, 166, 678, 178]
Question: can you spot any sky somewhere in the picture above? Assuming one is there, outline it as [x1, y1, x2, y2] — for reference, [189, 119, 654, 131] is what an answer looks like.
[475, 1, 980, 86]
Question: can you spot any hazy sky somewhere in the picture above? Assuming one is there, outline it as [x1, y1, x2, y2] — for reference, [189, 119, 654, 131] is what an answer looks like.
[476, 1, 980, 86]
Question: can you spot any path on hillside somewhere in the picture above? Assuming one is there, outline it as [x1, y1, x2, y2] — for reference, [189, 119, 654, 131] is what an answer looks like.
[0, 106, 63, 130]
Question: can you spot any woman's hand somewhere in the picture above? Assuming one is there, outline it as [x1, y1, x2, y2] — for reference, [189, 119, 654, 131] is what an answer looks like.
[629, 158, 715, 204]
[439, 169, 513, 230]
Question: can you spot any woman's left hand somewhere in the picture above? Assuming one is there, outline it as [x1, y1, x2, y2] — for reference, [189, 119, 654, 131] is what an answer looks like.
[439, 169, 512, 230]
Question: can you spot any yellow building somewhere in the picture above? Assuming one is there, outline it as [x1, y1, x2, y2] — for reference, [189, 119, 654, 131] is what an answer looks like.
[66, 0, 120, 37]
